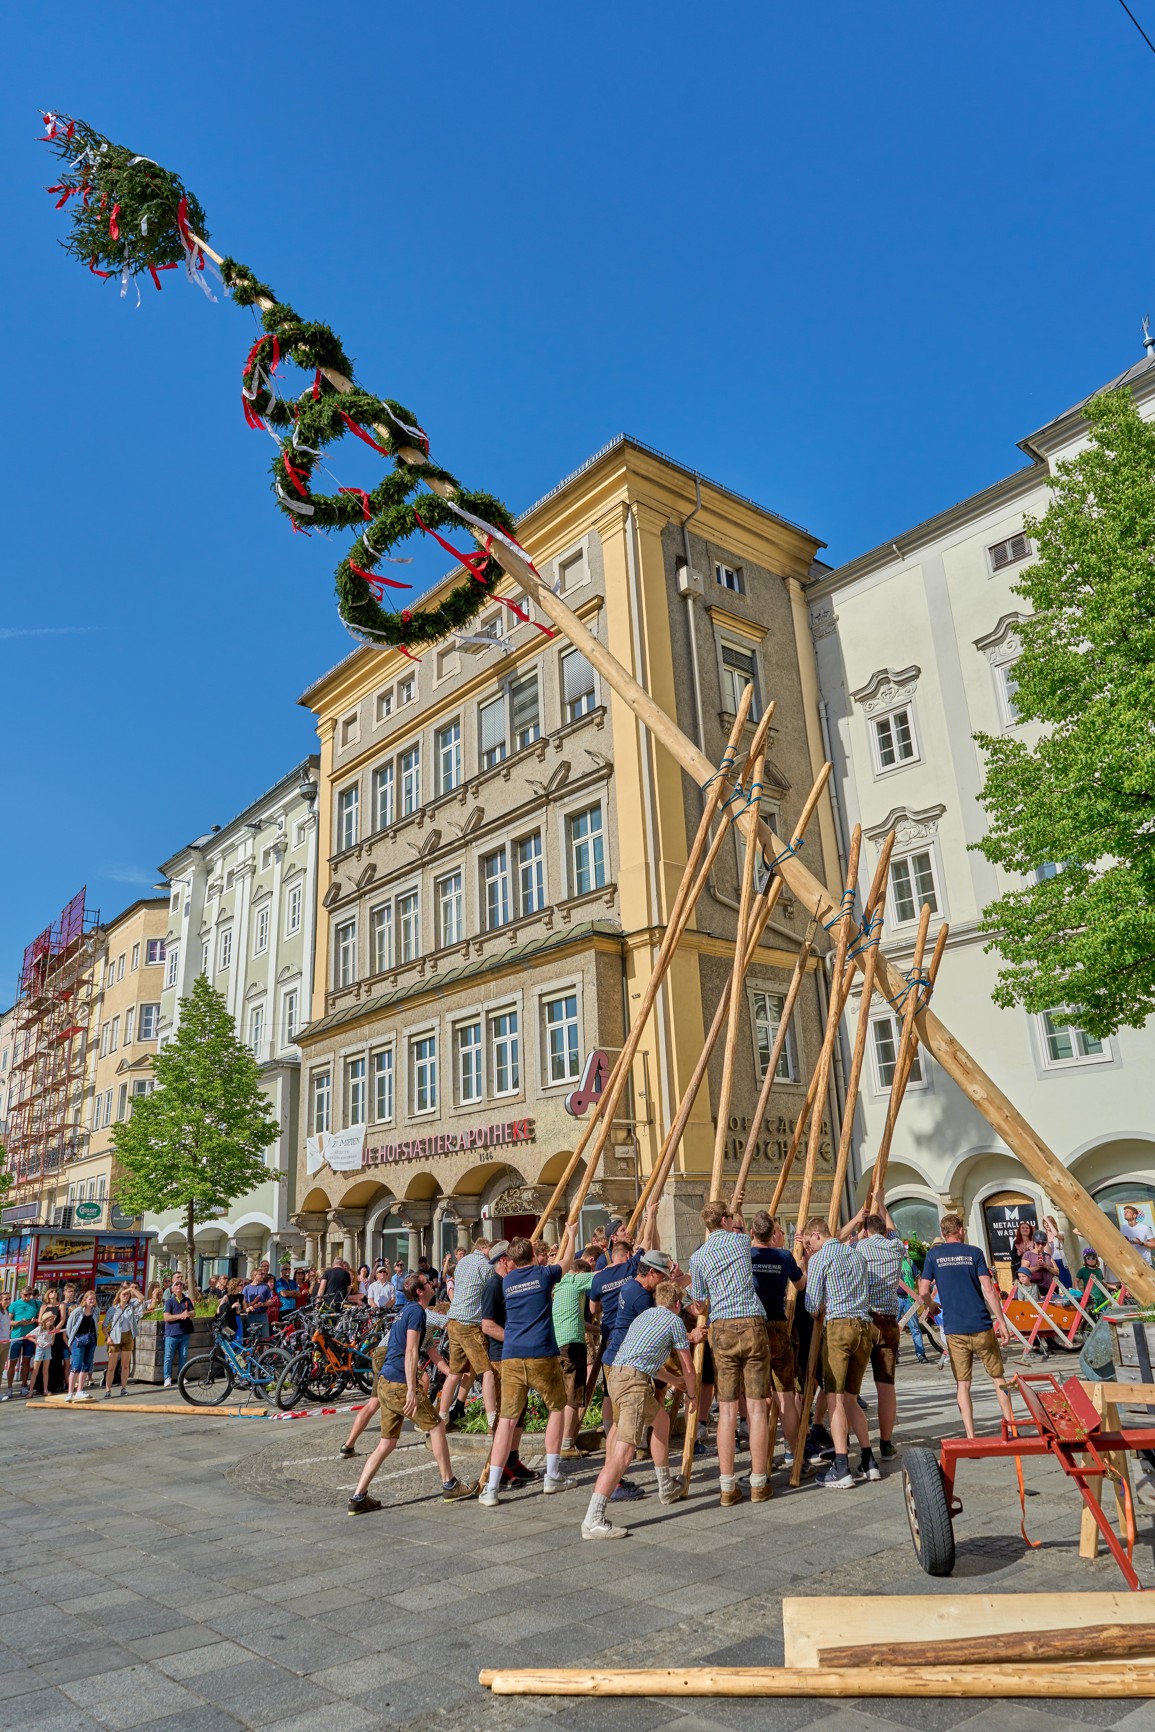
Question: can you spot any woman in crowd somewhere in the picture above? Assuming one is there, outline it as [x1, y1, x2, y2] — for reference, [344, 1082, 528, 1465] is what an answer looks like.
[1010, 1220, 1034, 1278]
[146, 1281, 164, 1310]
[1043, 1216, 1073, 1288]
[103, 1283, 144, 1396]
[65, 1289, 100, 1402]
[356, 1264, 371, 1300]
[216, 1277, 243, 1338]
[48, 1285, 76, 1394]
[28, 1294, 63, 1398]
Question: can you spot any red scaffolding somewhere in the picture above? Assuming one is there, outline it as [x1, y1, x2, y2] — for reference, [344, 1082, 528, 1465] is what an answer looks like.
[4, 888, 102, 1224]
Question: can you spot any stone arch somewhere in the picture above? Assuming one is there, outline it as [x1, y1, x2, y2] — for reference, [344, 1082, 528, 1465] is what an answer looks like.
[402, 1170, 444, 1203]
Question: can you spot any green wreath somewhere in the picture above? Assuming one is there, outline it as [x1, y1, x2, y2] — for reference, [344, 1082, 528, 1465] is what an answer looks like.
[41, 113, 532, 655]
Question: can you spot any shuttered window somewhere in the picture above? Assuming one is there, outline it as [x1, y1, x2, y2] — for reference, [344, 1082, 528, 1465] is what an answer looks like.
[562, 650, 596, 721]
[989, 533, 1031, 571]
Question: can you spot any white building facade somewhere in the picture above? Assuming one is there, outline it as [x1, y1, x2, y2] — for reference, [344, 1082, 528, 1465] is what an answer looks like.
[810, 353, 1155, 1280]
[147, 758, 321, 1281]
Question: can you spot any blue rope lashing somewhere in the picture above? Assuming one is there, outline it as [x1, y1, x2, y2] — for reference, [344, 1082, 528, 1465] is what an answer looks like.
[823, 887, 857, 932]
[886, 969, 933, 1012]
[699, 744, 739, 797]
[847, 912, 883, 959]
[769, 835, 805, 869]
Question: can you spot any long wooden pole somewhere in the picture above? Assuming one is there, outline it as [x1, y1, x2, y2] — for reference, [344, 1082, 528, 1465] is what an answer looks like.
[818, 1624, 1155, 1669]
[199, 234, 1155, 1306]
[708, 748, 767, 1199]
[728, 919, 818, 1216]
[530, 690, 759, 1235]
[479, 1663, 1155, 1699]
[867, 913, 942, 1213]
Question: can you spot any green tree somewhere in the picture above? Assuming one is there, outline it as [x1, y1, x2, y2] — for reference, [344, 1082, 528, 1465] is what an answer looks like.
[112, 977, 281, 1291]
[975, 388, 1155, 1039]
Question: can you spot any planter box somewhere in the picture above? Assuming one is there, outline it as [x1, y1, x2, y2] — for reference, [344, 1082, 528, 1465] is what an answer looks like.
[133, 1318, 217, 1384]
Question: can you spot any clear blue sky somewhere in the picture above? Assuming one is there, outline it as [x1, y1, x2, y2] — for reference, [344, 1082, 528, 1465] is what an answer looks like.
[3, 0, 1152, 986]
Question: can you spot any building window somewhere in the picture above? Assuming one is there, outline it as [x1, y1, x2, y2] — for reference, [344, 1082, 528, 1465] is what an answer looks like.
[889, 850, 939, 924]
[399, 746, 421, 816]
[544, 992, 581, 1083]
[436, 721, 462, 796]
[146, 939, 166, 966]
[720, 642, 759, 717]
[567, 804, 606, 896]
[491, 1009, 520, 1096]
[248, 1004, 265, 1057]
[436, 872, 463, 948]
[116, 1082, 128, 1122]
[337, 784, 360, 851]
[558, 549, 586, 593]
[116, 953, 126, 982]
[200, 939, 210, 976]
[347, 1055, 367, 1125]
[106, 961, 116, 988]
[334, 918, 357, 988]
[285, 883, 302, 936]
[482, 847, 512, 930]
[131, 1078, 154, 1106]
[511, 674, 541, 750]
[456, 1021, 483, 1104]
[435, 645, 460, 682]
[480, 695, 508, 769]
[375, 688, 394, 724]
[311, 1069, 331, 1135]
[398, 890, 420, 963]
[871, 706, 917, 771]
[99, 1021, 110, 1059]
[372, 762, 395, 832]
[131, 943, 140, 971]
[410, 1033, 437, 1114]
[751, 990, 797, 1082]
[715, 561, 744, 594]
[989, 532, 1032, 572]
[166, 945, 180, 987]
[871, 1014, 924, 1091]
[218, 929, 233, 972]
[517, 833, 545, 915]
[1039, 1011, 1108, 1068]
[366, 902, 391, 974]
[139, 1003, 160, 1042]
[123, 1007, 135, 1047]
[281, 989, 298, 1046]
[339, 710, 360, 748]
[261, 845, 275, 873]
[254, 904, 270, 956]
[108, 1015, 120, 1054]
[372, 1048, 394, 1122]
[397, 674, 417, 707]
[293, 819, 308, 848]
[561, 649, 596, 722]
[996, 661, 1021, 726]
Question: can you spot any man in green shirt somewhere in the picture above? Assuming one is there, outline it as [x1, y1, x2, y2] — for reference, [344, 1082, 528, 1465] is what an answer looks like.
[552, 1260, 596, 1454]
[5, 1286, 40, 1399]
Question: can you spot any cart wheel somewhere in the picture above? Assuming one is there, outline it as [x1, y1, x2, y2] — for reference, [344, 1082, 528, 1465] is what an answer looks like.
[902, 1447, 956, 1577]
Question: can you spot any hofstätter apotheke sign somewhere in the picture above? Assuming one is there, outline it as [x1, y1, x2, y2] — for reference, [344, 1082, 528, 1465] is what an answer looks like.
[364, 1118, 536, 1167]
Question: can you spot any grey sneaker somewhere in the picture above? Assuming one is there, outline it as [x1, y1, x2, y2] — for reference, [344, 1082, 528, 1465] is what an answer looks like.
[543, 1472, 576, 1494]
[658, 1481, 686, 1505]
[819, 1465, 855, 1490]
[581, 1517, 629, 1539]
[478, 1484, 501, 1508]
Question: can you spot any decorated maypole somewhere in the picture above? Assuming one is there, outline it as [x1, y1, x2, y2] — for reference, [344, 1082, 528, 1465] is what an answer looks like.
[39, 110, 1155, 1302]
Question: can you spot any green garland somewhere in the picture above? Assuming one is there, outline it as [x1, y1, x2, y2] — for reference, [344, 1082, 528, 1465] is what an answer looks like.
[42, 113, 525, 654]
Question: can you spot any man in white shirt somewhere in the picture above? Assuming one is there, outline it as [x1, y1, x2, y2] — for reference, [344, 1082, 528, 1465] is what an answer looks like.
[1120, 1206, 1155, 1266]
[367, 1265, 394, 1309]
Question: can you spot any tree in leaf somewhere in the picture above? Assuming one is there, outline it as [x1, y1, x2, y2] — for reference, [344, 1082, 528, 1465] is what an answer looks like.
[112, 977, 281, 1292]
[975, 387, 1155, 1039]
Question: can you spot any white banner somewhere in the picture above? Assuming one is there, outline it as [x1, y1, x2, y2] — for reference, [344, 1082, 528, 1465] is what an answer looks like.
[324, 1125, 366, 1172]
[306, 1135, 325, 1175]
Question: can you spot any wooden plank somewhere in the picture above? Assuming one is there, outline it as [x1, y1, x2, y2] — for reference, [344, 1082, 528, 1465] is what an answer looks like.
[1080, 1385, 1133, 1560]
[1098, 1382, 1155, 1405]
[817, 1624, 1155, 1668]
[24, 1400, 266, 1416]
[782, 1593, 1155, 1669]
[479, 1662, 1155, 1698]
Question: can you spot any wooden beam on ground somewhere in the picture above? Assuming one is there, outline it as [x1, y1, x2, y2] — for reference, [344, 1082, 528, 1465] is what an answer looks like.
[24, 1400, 267, 1416]
[817, 1624, 1155, 1669]
[478, 1663, 1155, 1698]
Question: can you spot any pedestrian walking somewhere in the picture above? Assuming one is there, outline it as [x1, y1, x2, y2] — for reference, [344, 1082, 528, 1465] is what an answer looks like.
[65, 1290, 99, 1401]
[919, 1213, 1014, 1437]
[689, 1202, 772, 1506]
[899, 1243, 930, 1363]
[162, 1274, 194, 1386]
[800, 1217, 880, 1490]
[0, 1296, 9, 1391]
[103, 1284, 143, 1396]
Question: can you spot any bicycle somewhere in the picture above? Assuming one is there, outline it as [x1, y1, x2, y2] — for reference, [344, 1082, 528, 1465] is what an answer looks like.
[177, 1327, 289, 1407]
[272, 1317, 387, 1409]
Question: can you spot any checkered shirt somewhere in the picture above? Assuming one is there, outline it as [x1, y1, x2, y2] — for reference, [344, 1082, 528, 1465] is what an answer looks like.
[447, 1251, 495, 1324]
[551, 1271, 594, 1347]
[689, 1229, 766, 1322]
[615, 1306, 691, 1377]
[855, 1230, 904, 1317]
[804, 1236, 871, 1320]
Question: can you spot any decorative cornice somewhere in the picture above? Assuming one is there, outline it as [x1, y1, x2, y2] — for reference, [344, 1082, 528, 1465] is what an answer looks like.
[850, 665, 922, 714]
[865, 803, 946, 846]
[974, 612, 1026, 664]
[810, 602, 839, 642]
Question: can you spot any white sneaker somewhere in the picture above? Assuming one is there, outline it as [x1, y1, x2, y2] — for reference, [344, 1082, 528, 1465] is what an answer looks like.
[65, 1394, 73, 1404]
[581, 1518, 629, 1539]
[543, 1472, 576, 1494]
[819, 1465, 856, 1490]
[478, 1484, 501, 1508]
[163, 1379, 173, 1388]
[857, 1462, 882, 1483]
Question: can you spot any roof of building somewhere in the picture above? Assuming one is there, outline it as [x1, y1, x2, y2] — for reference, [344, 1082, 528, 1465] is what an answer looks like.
[99, 896, 170, 935]
[299, 919, 623, 1043]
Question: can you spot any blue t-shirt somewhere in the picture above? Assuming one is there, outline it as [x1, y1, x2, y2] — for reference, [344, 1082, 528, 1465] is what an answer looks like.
[922, 1242, 993, 1336]
[242, 1280, 272, 1316]
[381, 1299, 427, 1383]
[604, 1276, 654, 1366]
[501, 1263, 563, 1359]
[163, 1292, 192, 1337]
[750, 1247, 802, 1323]
[589, 1252, 643, 1342]
[480, 1271, 505, 1363]
[275, 1277, 297, 1314]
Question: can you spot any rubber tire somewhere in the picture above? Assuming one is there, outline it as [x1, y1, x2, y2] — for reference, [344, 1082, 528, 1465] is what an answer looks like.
[178, 1353, 234, 1407]
[273, 1353, 312, 1411]
[249, 1345, 290, 1398]
[902, 1446, 956, 1576]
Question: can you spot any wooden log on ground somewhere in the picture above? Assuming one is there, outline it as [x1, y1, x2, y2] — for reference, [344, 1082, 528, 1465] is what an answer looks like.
[478, 1662, 1155, 1698]
[817, 1623, 1155, 1669]
[24, 1401, 267, 1416]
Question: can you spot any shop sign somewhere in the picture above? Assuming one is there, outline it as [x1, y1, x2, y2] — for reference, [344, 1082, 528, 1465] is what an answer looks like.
[1, 1203, 40, 1226]
[565, 1050, 610, 1118]
[363, 1118, 536, 1167]
[983, 1200, 1037, 1265]
[75, 1202, 101, 1222]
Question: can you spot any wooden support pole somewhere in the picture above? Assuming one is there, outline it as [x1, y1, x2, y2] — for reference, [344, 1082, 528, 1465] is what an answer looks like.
[478, 1662, 1155, 1698]
[196, 230, 1155, 1307]
[728, 918, 818, 1217]
[866, 905, 933, 1212]
[1079, 1381, 1134, 1560]
[708, 746, 767, 1199]
[817, 1624, 1155, 1669]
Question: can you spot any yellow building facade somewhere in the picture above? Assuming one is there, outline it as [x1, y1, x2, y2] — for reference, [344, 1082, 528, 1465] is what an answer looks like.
[295, 438, 843, 1266]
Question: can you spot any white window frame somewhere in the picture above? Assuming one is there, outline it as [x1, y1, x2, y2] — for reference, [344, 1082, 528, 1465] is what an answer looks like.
[372, 761, 395, 831]
[311, 1068, 332, 1135]
[131, 943, 140, 971]
[397, 674, 417, 708]
[285, 882, 303, 937]
[510, 672, 542, 751]
[436, 720, 462, 796]
[750, 989, 798, 1083]
[281, 988, 298, 1047]
[399, 745, 421, 816]
[715, 561, 744, 595]
[397, 889, 420, 963]
[370, 901, 394, 974]
[455, 1020, 484, 1105]
[560, 648, 597, 723]
[887, 847, 941, 927]
[200, 939, 210, 977]
[371, 1046, 394, 1122]
[409, 1030, 438, 1115]
[146, 938, 166, 966]
[217, 929, 232, 973]
[1037, 1010, 1111, 1071]
[123, 1007, 135, 1047]
[165, 945, 180, 988]
[138, 1002, 160, 1042]
[436, 871, 463, 948]
[516, 832, 545, 915]
[334, 917, 357, 989]
[869, 703, 920, 775]
[566, 803, 607, 898]
[346, 1055, 367, 1126]
[248, 1004, 265, 1057]
[482, 846, 512, 930]
[869, 1012, 926, 1094]
[336, 784, 360, 851]
[479, 694, 508, 770]
[490, 1007, 520, 1097]
[542, 990, 581, 1085]
[719, 638, 760, 718]
[253, 903, 270, 956]
[994, 658, 1021, 728]
[375, 687, 394, 726]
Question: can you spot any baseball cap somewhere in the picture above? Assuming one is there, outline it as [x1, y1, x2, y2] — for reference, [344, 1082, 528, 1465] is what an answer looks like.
[488, 1240, 511, 1263]
[639, 1250, 674, 1274]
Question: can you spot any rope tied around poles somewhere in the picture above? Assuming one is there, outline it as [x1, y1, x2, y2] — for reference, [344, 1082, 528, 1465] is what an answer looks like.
[765, 835, 806, 872]
[847, 910, 884, 958]
[699, 743, 740, 797]
[823, 887, 857, 932]
[886, 968, 933, 1013]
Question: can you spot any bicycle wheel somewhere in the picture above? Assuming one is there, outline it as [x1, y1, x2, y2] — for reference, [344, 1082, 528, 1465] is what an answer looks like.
[178, 1352, 234, 1407]
[273, 1351, 312, 1410]
[309, 1361, 349, 1402]
[247, 1345, 290, 1399]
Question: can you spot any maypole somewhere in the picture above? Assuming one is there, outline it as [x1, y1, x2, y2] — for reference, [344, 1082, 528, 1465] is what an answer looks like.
[39, 111, 1155, 1304]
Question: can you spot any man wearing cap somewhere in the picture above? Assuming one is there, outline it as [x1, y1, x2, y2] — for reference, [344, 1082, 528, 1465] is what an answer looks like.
[689, 1201, 771, 1506]
[582, 1280, 700, 1539]
[478, 1240, 539, 1488]
[437, 1236, 497, 1433]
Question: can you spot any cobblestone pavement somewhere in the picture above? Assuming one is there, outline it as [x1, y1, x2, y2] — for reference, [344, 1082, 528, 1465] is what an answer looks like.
[1, 1360, 1153, 1732]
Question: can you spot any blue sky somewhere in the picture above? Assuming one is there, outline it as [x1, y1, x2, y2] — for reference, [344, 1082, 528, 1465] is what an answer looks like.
[3, 0, 1153, 985]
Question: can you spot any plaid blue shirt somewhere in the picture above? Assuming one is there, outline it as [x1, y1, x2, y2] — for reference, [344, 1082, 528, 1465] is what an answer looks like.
[616, 1306, 691, 1376]
[805, 1236, 870, 1320]
[689, 1229, 766, 1322]
[447, 1251, 494, 1324]
[855, 1230, 904, 1317]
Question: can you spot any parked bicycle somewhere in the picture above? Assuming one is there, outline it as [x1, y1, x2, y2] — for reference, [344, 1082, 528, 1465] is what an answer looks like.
[178, 1326, 291, 1407]
[272, 1314, 389, 1409]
